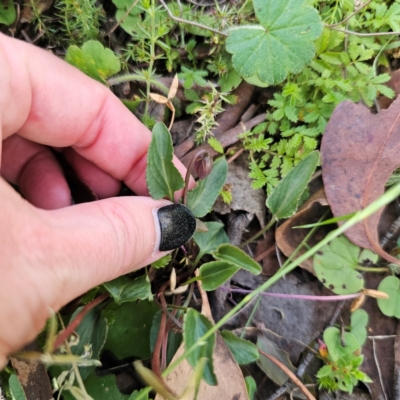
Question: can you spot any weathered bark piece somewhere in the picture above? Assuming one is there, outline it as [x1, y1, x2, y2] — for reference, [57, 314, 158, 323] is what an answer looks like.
[10, 342, 53, 400]
[321, 97, 400, 264]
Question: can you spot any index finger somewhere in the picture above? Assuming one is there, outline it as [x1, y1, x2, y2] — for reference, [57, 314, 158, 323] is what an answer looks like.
[0, 34, 186, 194]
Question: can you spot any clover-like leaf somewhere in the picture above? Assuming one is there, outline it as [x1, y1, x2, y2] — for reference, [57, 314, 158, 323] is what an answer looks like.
[313, 235, 364, 295]
[65, 40, 121, 83]
[226, 0, 323, 86]
[377, 276, 400, 318]
[146, 122, 185, 201]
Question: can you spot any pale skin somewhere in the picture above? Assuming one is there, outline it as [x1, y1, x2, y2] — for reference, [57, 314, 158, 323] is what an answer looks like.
[0, 34, 189, 367]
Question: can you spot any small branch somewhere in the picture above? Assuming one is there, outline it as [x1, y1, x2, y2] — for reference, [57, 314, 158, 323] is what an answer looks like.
[327, 25, 400, 37]
[258, 350, 316, 400]
[159, 0, 227, 37]
[53, 292, 109, 351]
[105, 0, 140, 36]
[326, 0, 372, 28]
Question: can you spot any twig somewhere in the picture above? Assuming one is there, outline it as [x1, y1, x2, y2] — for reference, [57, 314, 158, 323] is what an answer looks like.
[258, 350, 316, 400]
[372, 336, 388, 400]
[327, 25, 400, 37]
[53, 292, 109, 351]
[326, 0, 372, 28]
[105, 0, 140, 36]
[227, 147, 244, 164]
[158, 0, 227, 36]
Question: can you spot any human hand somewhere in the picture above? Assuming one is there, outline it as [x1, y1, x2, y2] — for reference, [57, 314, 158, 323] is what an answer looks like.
[0, 34, 194, 367]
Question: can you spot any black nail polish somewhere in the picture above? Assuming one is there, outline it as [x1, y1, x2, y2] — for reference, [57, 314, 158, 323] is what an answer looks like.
[158, 204, 196, 251]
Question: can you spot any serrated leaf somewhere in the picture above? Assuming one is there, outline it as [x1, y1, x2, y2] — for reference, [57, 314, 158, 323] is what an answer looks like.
[187, 157, 228, 217]
[377, 276, 400, 318]
[226, 0, 323, 86]
[199, 261, 239, 291]
[208, 137, 224, 154]
[213, 244, 261, 275]
[65, 40, 121, 83]
[267, 150, 319, 218]
[0, 1, 16, 25]
[151, 254, 172, 269]
[221, 330, 259, 365]
[192, 222, 229, 261]
[146, 122, 184, 200]
[313, 235, 364, 295]
[184, 309, 217, 386]
[103, 275, 151, 304]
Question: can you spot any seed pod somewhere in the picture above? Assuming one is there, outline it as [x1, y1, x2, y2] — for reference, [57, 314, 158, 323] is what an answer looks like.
[194, 152, 213, 179]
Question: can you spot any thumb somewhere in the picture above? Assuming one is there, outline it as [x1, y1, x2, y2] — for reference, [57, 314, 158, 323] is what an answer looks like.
[0, 180, 195, 360]
[42, 196, 196, 308]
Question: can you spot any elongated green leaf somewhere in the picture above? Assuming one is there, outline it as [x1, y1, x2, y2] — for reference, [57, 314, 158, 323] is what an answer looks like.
[9, 375, 27, 400]
[313, 235, 364, 295]
[104, 275, 151, 304]
[377, 276, 400, 318]
[187, 157, 228, 217]
[184, 309, 217, 386]
[245, 376, 257, 400]
[214, 244, 261, 275]
[226, 0, 323, 86]
[146, 122, 185, 201]
[267, 151, 319, 218]
[0, 1, 16, 26]
[192, 221, 229, 261]
[199, 261, 239, 291]
[221, 330, 259, 365]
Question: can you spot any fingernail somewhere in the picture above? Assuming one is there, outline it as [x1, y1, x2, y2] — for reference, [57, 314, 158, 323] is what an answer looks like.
[157, 204, 196, 251]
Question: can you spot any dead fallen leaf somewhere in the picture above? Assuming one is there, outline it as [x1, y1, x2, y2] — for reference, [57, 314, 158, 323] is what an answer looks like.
[275, 188, 329, 275]
[20, 0, 52, 23]
[321, 97, 400, 265]
[155, 272, 248, 400]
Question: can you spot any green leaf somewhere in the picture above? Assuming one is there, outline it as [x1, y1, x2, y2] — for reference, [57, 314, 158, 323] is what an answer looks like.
[213, 244, 262, 275]
[377, 276, 400, 318]
[225, 0, 323, 86]
[129, 389, 150, 400]
[192, 221, 229, 261]
[104, 300, 158, 359]
[199, 261, 240, 291]
[151, 254, 172, 269]
[316, 365, 333, 378]
[184, 309, 217, 386]
[9, 375, 27, 400]
[104, 275, 151, 304]
[257, 335, 297, 385]
[245, 376, 257, 400]
[323, 327, 360, 362]
[65, 40, 121, 83]
[221, 330, 259, 365]
[187, 157, 228, 217]
[146, 122, 185, 201]
[0, 1, 16, 26]
[313, 235, 364, 295]
[207, 137, 224, 154]
[350, 309, 368, 346]
[267, 150, 319, 218]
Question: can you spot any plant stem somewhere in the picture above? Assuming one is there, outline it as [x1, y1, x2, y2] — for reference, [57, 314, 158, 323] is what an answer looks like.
[356, 266, 389, 272]
[326, 0, 372, 28]
[240, 216, 276, 248]
[327, 26, 400, 37]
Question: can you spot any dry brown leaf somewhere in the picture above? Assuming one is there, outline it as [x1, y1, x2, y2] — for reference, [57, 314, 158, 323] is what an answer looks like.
[168, 74, 179, 100]
[149, 93, 169, 104]
[155, 272, 248, 400]
[20, 0, 52, 23]
[321, 97, 400, 265]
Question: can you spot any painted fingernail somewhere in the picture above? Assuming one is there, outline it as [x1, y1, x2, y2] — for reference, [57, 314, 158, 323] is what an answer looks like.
[157, 204, 196, 251]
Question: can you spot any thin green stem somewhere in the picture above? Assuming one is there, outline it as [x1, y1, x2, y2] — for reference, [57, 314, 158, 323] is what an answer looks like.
[240, 295, 261, 338]
[355, 266, 389, 273]
[240, 217, 276, 248]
